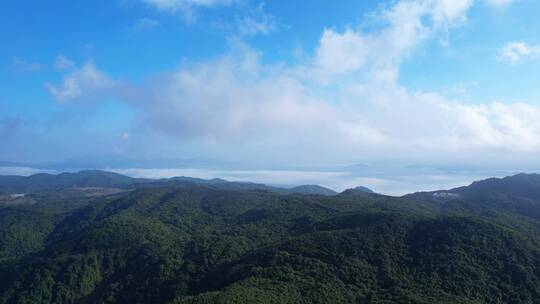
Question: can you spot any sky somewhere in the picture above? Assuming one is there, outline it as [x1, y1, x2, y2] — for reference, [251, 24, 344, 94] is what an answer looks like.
[2, 0, 540, 194]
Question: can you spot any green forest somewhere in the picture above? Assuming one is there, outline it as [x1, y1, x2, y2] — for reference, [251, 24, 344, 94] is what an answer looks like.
[1, 171, 540, 303]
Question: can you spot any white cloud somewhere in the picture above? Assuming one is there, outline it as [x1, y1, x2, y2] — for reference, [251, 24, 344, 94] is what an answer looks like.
[314, 29, 370, 75]
[54, 55, 75, 70]
[48, 0, 538, 166]
[12, 57, 44, 72]
[312, 0, 473, 80]
[45, 61, 117, 103]
[499, 42, 540, 63]
[237, 2, 278, 36]
[431, 0, 474, 23]
[128, 45, 334, 141]
[121, 44, 540, 159]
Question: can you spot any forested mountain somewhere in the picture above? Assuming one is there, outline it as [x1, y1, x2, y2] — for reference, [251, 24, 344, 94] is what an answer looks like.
[408, 173, 540, 221]
[287, 185, 338, 196]
[344, 186, 376, 194]
[0, 173, 540, 303]
[0, 171, 145, 193]
[0, 170, 341, 197]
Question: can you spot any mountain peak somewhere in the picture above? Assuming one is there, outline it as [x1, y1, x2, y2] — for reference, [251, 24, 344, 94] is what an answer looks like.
[339, 186, 376, 196]
[352, 186, 375, 193]
[288, 185, 337, 196]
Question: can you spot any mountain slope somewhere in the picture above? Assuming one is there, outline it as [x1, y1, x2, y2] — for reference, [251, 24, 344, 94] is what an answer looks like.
[181, 215, 540, 304]
[408, 173, 540, 221]
[0, 182, 539, 303]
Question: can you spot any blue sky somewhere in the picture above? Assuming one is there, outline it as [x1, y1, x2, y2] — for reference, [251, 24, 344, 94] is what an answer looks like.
[2, 0, 540, 193]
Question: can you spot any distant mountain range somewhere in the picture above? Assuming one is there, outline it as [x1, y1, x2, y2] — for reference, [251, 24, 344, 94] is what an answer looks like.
[0, 170, 361, 196]
[6, 169, 540, 206]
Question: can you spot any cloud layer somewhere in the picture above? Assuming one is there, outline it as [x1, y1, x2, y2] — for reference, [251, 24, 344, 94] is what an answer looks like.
[45, 0, 537, 166]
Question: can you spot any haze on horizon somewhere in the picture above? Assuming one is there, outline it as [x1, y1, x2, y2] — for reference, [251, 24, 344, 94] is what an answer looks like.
[2, 0, 540, 194]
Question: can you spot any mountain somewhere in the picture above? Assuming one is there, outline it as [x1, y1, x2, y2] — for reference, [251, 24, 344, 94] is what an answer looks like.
[0, 170, 147, 193]
[339, 185, 376, 196]
[352, 185, 375, 193]
[0, 170, 339, 197]
[408, 173, 540, 220]
[1, 173, 540, 303]
[287, 184, 337, 196]
[454, 173, 540, 199]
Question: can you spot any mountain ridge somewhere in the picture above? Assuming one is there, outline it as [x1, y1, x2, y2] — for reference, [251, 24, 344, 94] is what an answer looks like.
[0, 170, 350, 197]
